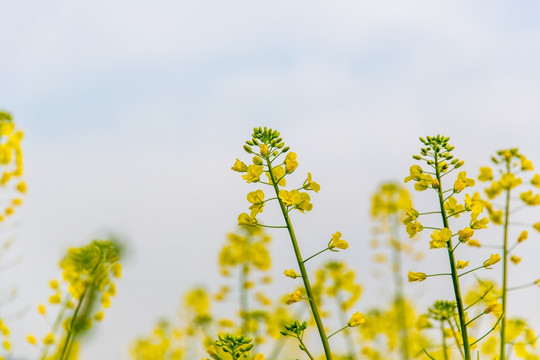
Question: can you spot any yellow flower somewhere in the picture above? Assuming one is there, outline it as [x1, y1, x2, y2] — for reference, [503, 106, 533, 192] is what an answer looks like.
[454, 171, 475, 192]
[521, 155, 534, 171]
[408, 271, 427, 282]
[478, 167, 493, 182]
[531, 174, 540, 188]
[231, 159, 248, 172]
[415, 314, 432, 330]
[94, 311, 105, 321]
[303, 173, 320, 192]
[489, 209, 503, 225]
[414, 173, 433, 191]
[534, 222, 540, 233]
[49, 279, 60, 289]
[254, 354, 265, 360]
[457, 260, 470, 269]
[444, 197, 465, 218]
[330, 231, 348, 250]
[16, 181, 26, 194]
[404, 165, 423, 183]
[458, 227, 474, 243]
[284, 152, 298, 173]
[518, 230, 528, 243]
[238, 213, 257, 227]
[429, 228, 452, 249]
[260, 144, 269, 157]
[485, 181, 502, 199]
[49, 293, 61, 304]
[111, 263, 122, 278]
[285, 290, 303, 305]
[406, 221, 423, 238]
[247, 190, 265, 216]
[499, 173, 522, 190]
[470, 212, 489, 230]
[38, 304, 46, 315]
[26, 335, 37, 345]
[483, 302, 502, 318]
[403, 208, 419, 225]
[242, 164, 264, 183]
[278, 190, 313, 213]
[347, 311, 365, 327]
[284, 269, 300, 279]
[206, 345, 219, 357]
[483, 254, 501, 268]
[520, 190, 540, 206]
[510, 255, 521, 265]
[252, 156, 263, 165]
[266, 166, 286, 186]
[43, 333, 55, 345]
[464, 193, 484, 213]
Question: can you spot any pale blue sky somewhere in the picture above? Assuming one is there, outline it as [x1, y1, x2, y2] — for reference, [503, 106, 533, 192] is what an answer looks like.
[2, 1, 540, 358]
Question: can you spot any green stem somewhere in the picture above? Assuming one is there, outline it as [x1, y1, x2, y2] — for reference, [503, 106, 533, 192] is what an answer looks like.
[59, 288, 88, 360]
[298, 336, 316, 360]
[465, 312, 485, 326]
[441, 320, 449, 360]
[327, 325, 349, 340]
[335, 292, 357, 360]
[458, 266, 484, 278]
[240, 261, 249, 334]
[500, 170, 511, 360]
[391, 214, 410, 360]
[447, 318, 465, 359]
[265, 157, 333, 360]
[303, 248, 330, 264]
[435, 154, 471, 360]
[464, 286, 494, 311]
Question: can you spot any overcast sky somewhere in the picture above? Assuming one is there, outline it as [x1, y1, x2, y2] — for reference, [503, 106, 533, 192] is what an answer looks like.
[2, 1, 540, 359]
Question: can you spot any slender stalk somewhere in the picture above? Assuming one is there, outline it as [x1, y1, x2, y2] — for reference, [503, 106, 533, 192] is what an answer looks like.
[500, 161, 511, 360]
[303, 248, 330, 264]
[441, 320, 449, 360]
[265, 157, 333, 360]
[447, 318, 465, 360]
[240, 261, 249, 334]
[434, 154, 471, 360]
[334, 292, 356, 360]
[298, 337, 316, 360]
[391, 214, 410, 360]
[59, 254, 103, 360]
[59, 287, 88, 360]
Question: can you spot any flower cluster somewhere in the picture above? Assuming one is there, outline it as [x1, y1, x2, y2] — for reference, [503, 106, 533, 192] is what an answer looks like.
[232, 127, 320, 227]
[0, 111, 26, 222]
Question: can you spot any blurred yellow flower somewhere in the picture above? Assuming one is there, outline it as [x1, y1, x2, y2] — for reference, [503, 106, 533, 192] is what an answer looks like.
[285, 290, 303, 305]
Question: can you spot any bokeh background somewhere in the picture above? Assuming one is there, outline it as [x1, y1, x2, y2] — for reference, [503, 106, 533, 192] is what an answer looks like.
[2, 1, 540, 358]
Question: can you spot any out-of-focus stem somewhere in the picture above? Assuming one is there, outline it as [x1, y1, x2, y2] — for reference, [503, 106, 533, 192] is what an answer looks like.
[240, 261, 249, 334]
[335, 292, 357, 360]
[391, 214, 410, 360]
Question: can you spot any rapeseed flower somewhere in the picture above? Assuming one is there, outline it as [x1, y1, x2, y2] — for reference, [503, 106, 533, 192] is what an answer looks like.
[407, 271, 427, 282]
[347, 312, 365, 327]
[429, 228, 452, 249]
